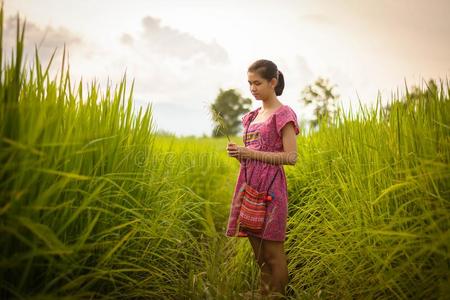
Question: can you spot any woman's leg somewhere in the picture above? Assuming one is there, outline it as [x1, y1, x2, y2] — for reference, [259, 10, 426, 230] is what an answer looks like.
[248, 235, 271, 295]
[261, 239, 289, 297]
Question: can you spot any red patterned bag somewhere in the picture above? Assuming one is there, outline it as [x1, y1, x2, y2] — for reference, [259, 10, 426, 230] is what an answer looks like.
[237, 174, 278, 233]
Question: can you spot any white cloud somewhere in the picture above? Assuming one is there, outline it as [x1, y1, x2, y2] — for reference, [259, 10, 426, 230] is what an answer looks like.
[110, 15, 232, 107]
[3, 15, 84, 69]
[119, 33, 134, 46]
[132, 15, 229, 64]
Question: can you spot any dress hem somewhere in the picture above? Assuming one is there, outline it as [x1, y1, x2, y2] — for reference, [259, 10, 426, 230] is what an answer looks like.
[224, 230, 285, 242]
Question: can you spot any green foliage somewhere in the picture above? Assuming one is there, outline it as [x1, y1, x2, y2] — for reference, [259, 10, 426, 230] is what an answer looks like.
[382, 79, 443, 120]
[210, 89, 252, 138]
[0, 10, 253, 299]
[288, 80, 450, 299]
[300, 77, 340, 129]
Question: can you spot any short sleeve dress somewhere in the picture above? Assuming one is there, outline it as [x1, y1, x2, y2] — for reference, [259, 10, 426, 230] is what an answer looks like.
[225, 104, 300, 241]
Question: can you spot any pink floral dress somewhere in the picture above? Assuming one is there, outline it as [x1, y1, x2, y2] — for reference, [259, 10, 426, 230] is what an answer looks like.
[225, 104, 300, 241]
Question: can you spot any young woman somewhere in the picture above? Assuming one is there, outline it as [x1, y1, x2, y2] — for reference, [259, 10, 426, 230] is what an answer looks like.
[226, 59, 300, 298]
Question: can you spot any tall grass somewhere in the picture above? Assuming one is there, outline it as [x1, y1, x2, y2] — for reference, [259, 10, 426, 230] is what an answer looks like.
[286, 84, 450, 298]
[1, 5, 449, 299]
[0, 9, 253, 299]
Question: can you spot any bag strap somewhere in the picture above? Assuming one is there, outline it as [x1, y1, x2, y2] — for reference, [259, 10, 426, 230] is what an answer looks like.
[242, 111, 280, 194]
[265, 168, 280, 194]
[243, 111, 257, 183]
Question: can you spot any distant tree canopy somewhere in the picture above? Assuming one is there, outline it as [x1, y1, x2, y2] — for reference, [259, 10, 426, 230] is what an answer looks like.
[210, 89, 252, 138]
[300, 77, 340, 129]
[382, 79, 440, 119]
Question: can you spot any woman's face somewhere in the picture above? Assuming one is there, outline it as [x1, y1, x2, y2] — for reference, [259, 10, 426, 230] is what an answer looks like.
[247, 71, 276, 101]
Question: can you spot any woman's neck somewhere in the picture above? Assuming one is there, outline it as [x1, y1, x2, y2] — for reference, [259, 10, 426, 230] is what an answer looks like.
[261, 95, 282, 112]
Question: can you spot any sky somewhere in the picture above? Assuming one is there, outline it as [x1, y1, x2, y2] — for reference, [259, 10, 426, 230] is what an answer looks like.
[3, 0, 450, 136]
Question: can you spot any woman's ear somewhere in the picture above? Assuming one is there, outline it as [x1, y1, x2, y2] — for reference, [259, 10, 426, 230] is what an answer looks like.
[270, 77, 277, 89]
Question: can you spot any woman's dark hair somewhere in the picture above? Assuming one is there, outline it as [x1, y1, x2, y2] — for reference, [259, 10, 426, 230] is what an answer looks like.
[248, 59, 285, 96]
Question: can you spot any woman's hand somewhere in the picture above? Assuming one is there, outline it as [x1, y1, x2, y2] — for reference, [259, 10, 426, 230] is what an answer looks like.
[227, 143, 252, 160]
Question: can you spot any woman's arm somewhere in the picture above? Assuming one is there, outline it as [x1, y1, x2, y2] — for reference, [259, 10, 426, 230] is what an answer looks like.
[226, 122, 298, 165]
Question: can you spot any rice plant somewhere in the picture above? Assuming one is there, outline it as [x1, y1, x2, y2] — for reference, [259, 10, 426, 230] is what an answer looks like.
[0, 8, 251, 299]
[285, 81, 450, 299]
[209, 103, 231, 142]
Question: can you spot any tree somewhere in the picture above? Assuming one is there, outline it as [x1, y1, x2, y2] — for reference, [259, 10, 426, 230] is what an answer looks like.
[299, 77, 340, 129]
[210, 89, 252, 137]
[382, 79, 439, 120]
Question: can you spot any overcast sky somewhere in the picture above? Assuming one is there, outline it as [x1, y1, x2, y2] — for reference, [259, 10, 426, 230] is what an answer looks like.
[4, 0, 450, 136]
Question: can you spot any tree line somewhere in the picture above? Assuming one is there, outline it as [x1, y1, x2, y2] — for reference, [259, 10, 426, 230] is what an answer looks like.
[210, 78, 441, 137]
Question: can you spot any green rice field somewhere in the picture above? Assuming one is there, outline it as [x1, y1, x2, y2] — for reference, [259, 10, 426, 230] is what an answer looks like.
[1, 8, 449, 300]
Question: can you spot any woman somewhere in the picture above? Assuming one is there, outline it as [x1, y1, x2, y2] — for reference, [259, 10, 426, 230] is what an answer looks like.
[226, 59, 300, 298]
